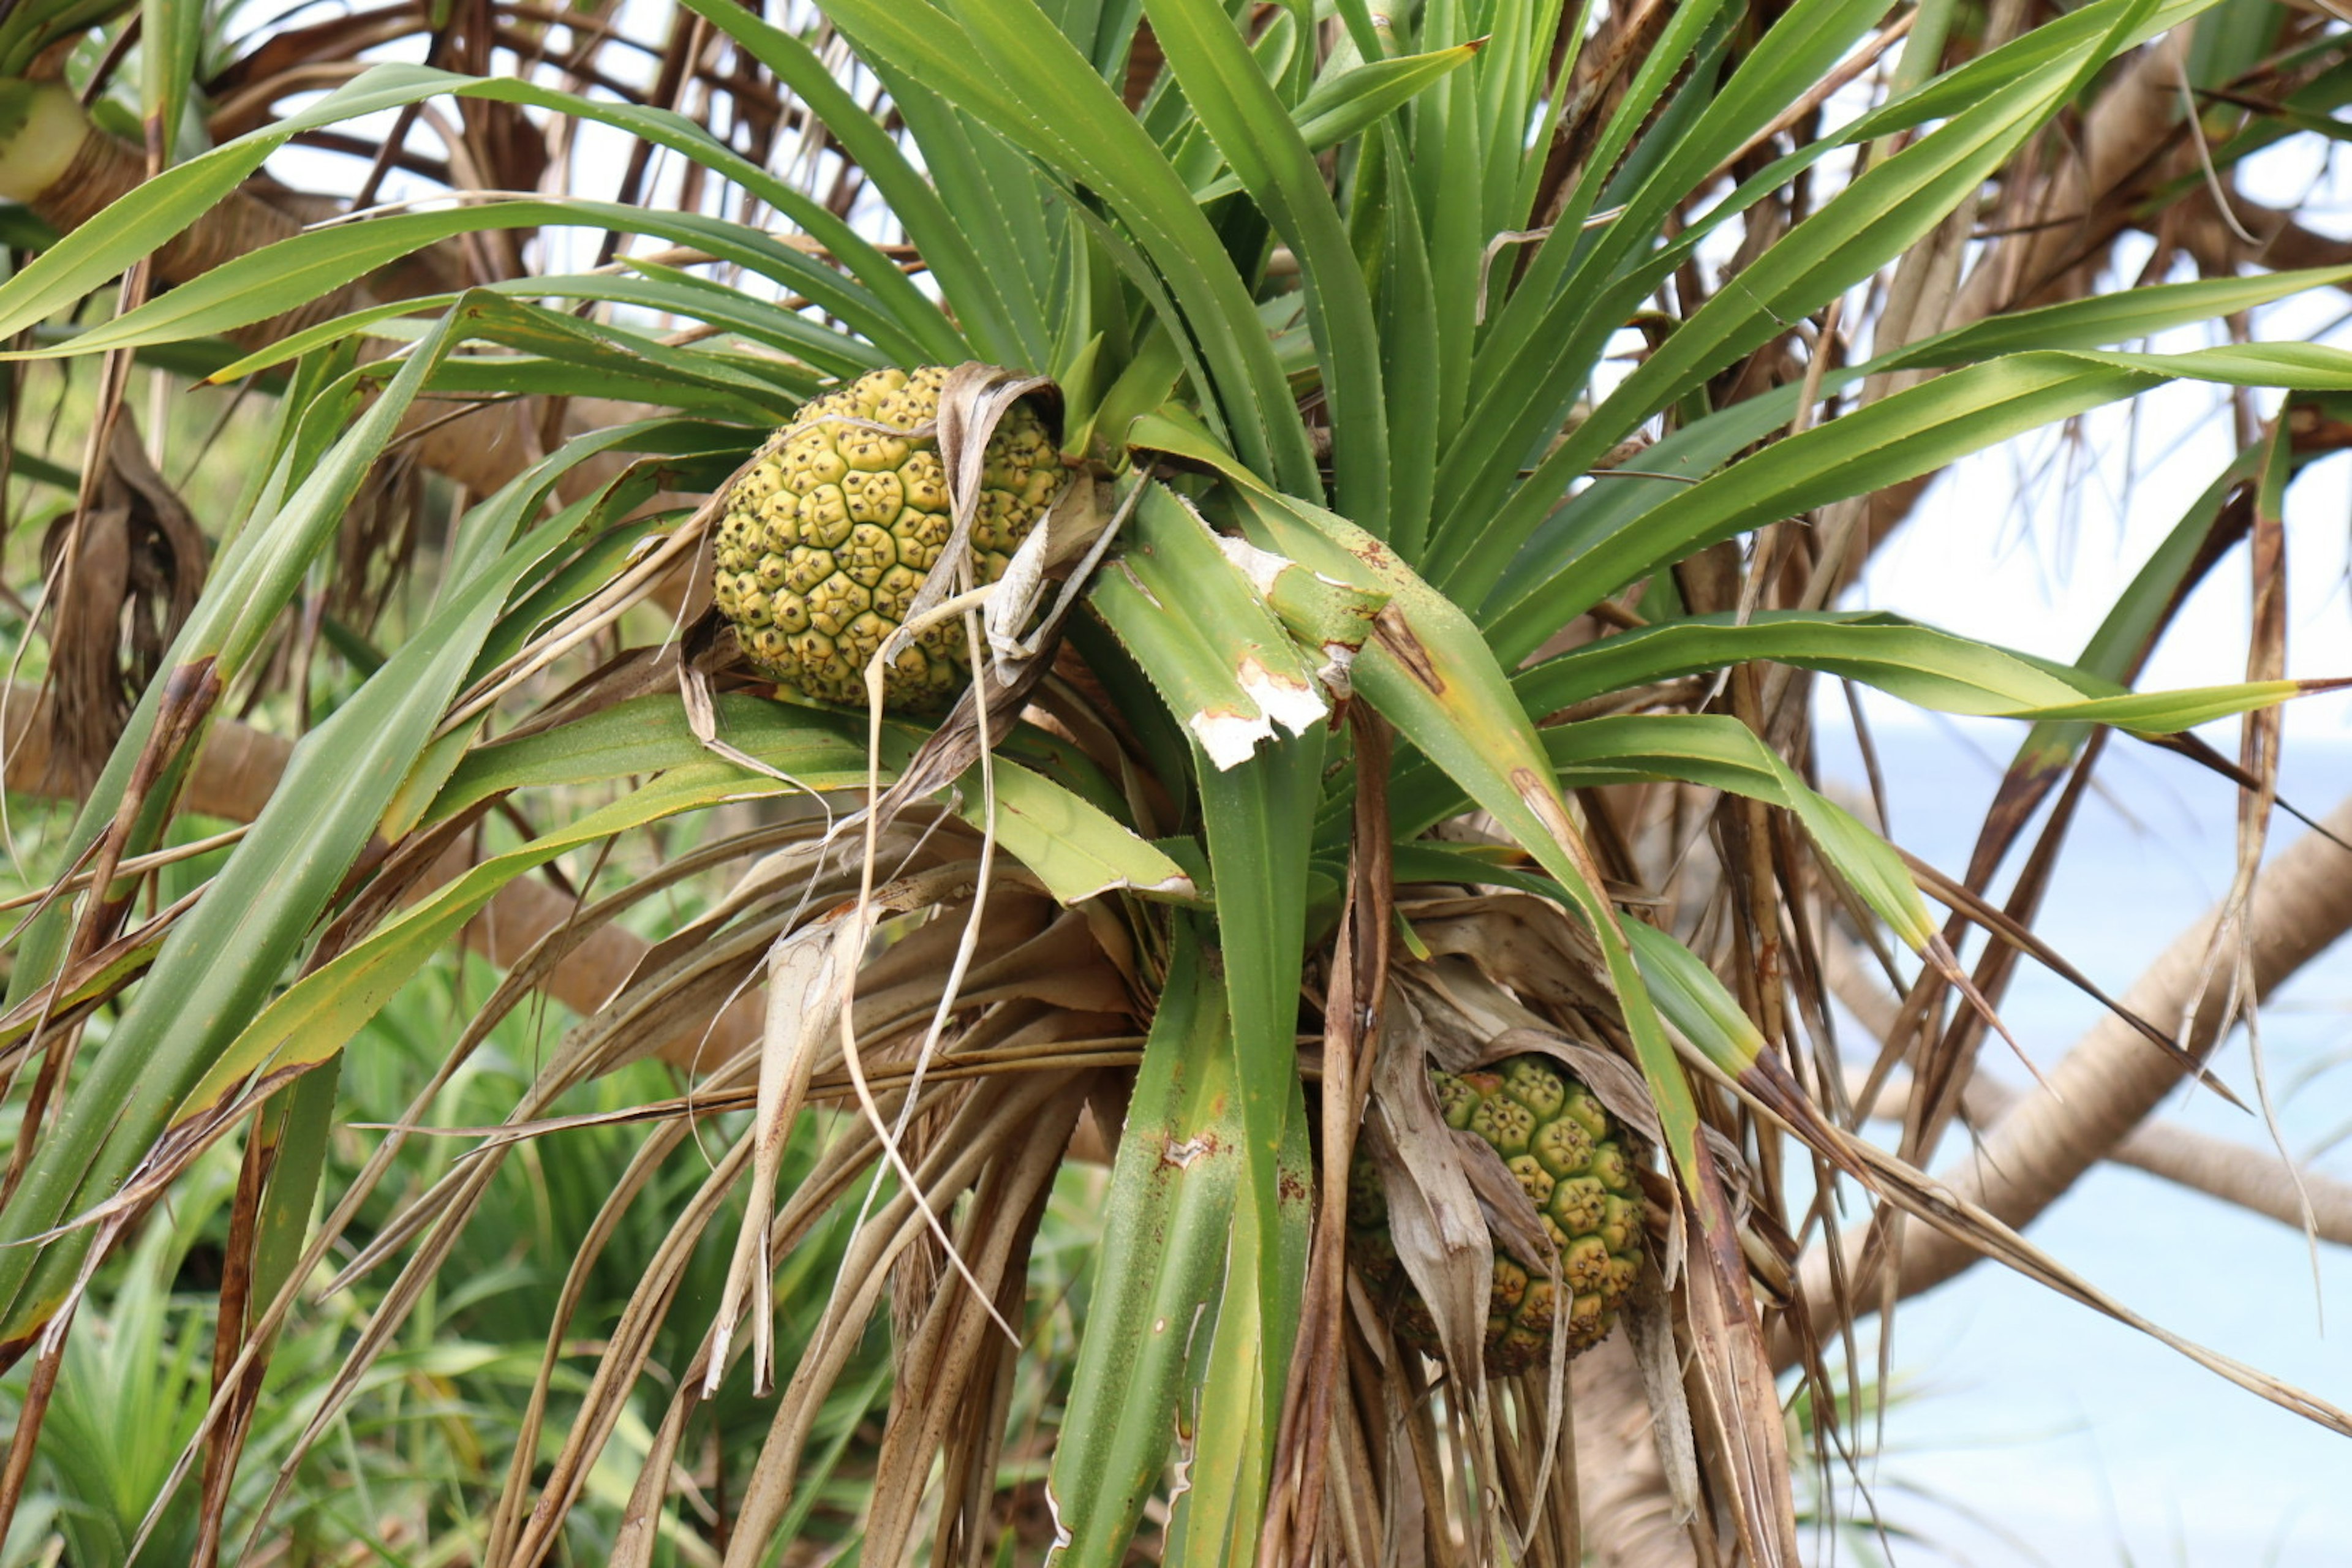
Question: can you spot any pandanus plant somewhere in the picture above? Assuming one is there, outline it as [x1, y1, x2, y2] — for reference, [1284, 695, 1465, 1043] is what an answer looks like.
[1, 0, 2350, 1560]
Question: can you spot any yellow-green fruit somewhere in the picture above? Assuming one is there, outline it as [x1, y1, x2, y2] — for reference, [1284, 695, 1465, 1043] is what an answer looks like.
[712, 366, 1061, 710]
[1349, 1056, 1644, 1376]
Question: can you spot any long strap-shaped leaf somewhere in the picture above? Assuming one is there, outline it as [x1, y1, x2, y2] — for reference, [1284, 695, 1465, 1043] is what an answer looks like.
[13, 195, 917, 369]
[1144, 0, 1390, 535]
[1483, 342, 2352, 665]
[1161, 1073, 1311, 1566]
[1512, 609, 2316, 729]
[1365, 118, 1444, 561]
[1985, 437, 2273, 853]
[1484, 0, 1724, 333]
[1191, 725, 1321, 1393]
[0, 66, 952, 363]
[1043, 925, 1242, 1567]
[1540, 713, 1936, 950]
[1366, 608, 2318, 899]
[201, 268, 887, 386]
[1404, 0, 1523, 443]
[1187, 40, 1484, 203]
[429, 690, 1187, 901]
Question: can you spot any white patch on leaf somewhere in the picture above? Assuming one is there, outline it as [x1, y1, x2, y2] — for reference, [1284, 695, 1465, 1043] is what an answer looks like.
[1188, 707, 1275, 771]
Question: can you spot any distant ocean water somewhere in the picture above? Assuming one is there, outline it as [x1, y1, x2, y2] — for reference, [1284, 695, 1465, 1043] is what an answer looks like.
[1807, 712, 2352, 1567]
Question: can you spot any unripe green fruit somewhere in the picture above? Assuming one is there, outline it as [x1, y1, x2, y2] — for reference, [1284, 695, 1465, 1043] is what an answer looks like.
[712, 366, 1060, 711]
[1350, 1055, 1645, 1376]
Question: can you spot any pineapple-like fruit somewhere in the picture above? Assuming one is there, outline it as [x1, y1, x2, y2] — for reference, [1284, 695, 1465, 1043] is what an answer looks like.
[711, 366, 1062, 710]
[1350, 1055, 1644, 1376]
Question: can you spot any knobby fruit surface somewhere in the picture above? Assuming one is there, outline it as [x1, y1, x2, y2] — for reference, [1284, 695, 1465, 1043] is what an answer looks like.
[1351, 1055, 1645, 1376]
[712, 366, 1061, 710]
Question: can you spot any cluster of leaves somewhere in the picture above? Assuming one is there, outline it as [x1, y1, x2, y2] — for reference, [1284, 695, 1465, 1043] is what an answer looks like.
[0, 894, 922, 1567]
[0, 0, 2348, 1561]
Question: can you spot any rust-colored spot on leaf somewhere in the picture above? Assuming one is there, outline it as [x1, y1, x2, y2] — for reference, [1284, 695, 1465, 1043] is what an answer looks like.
[1510, 768, 1578, 847]
[1371, 606, 1445, 695]
[1163, 1134, 1219, 1169]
